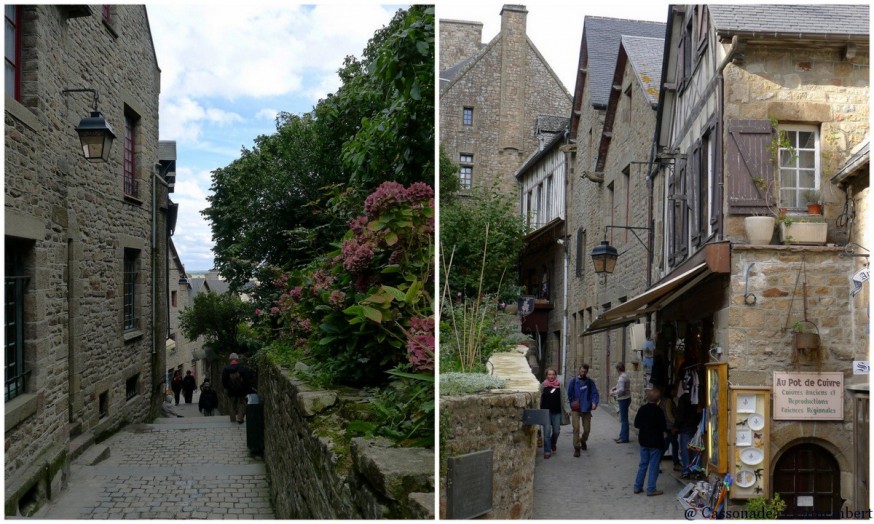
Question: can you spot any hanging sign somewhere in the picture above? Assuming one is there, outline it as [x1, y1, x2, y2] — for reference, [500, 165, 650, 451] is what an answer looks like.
[851, 266, 870, 297]
[773, 372, 844, 420]
[853, 361, 870, 375]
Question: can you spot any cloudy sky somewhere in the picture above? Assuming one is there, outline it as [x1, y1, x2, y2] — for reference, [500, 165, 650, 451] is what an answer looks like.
[147, 4, 406, 272]
[149, 2, 673, 272]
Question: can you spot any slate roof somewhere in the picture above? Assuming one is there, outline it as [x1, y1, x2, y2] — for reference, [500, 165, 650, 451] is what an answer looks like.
[536, 115, 570, 134]
[439, 49, 484, 90]
[585, 16, 666, 108]
[708, 4, 869, 37]
[621, 35, 664, 107]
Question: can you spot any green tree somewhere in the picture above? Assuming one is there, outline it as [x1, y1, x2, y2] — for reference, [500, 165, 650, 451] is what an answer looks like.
[439, 146, 460, 203]
[440, 188, 526, 299]
[203, 6, 435, 289]
[179, 292, 251, 356]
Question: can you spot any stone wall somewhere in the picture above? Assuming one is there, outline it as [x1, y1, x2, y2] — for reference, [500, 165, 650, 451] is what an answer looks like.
[5, 5, 165, 516]
[728, 245, 859, 508]
[439, 346, 539, 519]
[439, 5, 572, 204]
[260, 362, 434, 519]
[439, 19, 483, 70]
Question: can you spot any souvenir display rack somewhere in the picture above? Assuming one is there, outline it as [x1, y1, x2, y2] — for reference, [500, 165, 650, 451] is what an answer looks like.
[705, 363, 727, 474]
[729, 387, 771, 500]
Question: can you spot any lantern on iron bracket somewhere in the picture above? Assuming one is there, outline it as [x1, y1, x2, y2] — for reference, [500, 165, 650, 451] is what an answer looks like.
[62, 88, 116, 162]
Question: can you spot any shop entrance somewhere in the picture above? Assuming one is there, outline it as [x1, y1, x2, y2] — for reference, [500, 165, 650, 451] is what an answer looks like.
[773, 443, 843, 518]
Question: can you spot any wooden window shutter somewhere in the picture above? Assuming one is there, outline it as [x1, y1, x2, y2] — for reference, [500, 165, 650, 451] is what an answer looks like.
[668, 157, 688, 265]
[726, 119, 775, 215]
[690, 141, 702, 245]
[696, 6, 709, 54]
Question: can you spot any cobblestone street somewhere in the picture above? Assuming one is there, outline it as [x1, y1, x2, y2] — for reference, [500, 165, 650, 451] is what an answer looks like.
[534, 403, 689, 520]
[35, 394, 274, 520]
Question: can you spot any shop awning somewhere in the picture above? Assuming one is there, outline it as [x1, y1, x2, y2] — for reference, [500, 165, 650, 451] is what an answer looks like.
[583, 262, 711, 335]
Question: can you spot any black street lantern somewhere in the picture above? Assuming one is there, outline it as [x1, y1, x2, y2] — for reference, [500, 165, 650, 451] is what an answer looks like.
[63, 88, 116, 162]
[75, 111, 116, 162]
[591, 240, 619, 274]
[590, 225, 653, 275]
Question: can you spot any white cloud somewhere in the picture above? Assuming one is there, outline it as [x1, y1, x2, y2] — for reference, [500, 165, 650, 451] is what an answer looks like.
[256, 108, 279, 121]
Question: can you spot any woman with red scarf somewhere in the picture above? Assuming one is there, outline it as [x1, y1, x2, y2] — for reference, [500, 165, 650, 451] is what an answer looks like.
[540, 368, 564, 459]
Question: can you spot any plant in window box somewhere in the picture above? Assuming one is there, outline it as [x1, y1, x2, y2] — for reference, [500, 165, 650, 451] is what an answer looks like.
[803, 189, 822, 215]
[779, 214, 826, 245]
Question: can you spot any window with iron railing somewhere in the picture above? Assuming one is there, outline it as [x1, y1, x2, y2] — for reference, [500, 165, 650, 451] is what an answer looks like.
[5, 5, 22, 101]
[123, 249, 139, 331]
[123, 114, 139, 198]
[5, 241, 29, 402]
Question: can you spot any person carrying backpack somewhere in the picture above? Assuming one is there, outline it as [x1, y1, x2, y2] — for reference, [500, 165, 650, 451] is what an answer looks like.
[221, 352, 253, 423]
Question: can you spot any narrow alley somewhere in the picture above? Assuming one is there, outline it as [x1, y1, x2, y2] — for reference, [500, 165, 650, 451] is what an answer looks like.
[34, 393, 274, 520]
[534, 405, 688, 519]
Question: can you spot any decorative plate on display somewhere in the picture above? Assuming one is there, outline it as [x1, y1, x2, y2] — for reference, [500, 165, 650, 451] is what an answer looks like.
[747, 413, 765, 430]
[736, 469, 756, 488]
[741, 447, 764, 466]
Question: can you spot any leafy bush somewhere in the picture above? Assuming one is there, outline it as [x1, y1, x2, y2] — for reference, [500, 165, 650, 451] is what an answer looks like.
[743, 493, 786, 519]
[258, 181, 434, 388]
[440, 373, 507, 397]
[440, 188, 526, 301]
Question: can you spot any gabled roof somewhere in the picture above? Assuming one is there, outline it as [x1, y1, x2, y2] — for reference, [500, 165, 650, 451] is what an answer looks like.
[536, 115, 570, 135]
[708, 4, 869, 39]
[621, 35, 664, 107]
[515, 123, 569, 180]
[583, 16, 666, 108]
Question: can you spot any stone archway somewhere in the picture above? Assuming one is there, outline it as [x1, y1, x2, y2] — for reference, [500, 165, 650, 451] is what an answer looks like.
[772, 442, 843, 518]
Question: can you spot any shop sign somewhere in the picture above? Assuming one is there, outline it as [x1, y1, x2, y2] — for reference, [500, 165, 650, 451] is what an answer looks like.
[773, 372, 844, 421]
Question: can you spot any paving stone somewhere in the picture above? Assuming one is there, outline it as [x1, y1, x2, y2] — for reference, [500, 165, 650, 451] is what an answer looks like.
[33, 392, 275, 520]
[534, 404, 690, 519]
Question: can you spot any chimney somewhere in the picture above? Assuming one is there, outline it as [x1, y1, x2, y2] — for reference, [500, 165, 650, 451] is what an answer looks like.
[499, 4, 528, 152]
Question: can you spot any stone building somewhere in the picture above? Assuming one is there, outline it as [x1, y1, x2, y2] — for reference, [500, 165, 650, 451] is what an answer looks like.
[439, 4, 572, 203]
[563, 16, 666, 391]
[4, 5, 168, 515]
[167, 238, 202, 390]
[582, 5, 869, 517]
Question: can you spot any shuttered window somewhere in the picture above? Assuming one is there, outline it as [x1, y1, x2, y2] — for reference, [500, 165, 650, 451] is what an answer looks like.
[575, 228, 585, 278]
[668, 157, 689, 265]
[726, 119, 774, 215]
[778, 125, 819, 209]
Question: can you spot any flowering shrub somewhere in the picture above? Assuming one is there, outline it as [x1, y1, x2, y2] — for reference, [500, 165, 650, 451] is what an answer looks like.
[258, 181, 434, 386]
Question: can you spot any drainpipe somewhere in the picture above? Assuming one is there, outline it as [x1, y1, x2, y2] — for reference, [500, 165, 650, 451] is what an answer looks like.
[716, 36, 740, 241]
[561, 131, 571, 382]
[151, 164, 158, 357]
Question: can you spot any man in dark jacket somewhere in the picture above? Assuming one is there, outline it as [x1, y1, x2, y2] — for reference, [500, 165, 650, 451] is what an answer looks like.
[221, 353, 253, 423]
[633, 387, 667, 496]
[182, 370, 197, 404]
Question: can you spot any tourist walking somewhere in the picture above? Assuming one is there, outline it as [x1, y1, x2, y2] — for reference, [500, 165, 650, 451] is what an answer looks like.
[567, 364, 599, 457]
[610, 362, 631, 443]
[222, 353, 253, 423]
[170, 370, 183, 405]
[198, 381, 219, 416]
[633, 387, 667, 496]
[539, 368, 564, 459]
[182, 370, 197, 404]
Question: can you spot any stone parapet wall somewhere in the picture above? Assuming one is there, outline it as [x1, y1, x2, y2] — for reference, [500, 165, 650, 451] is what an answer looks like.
[261, 362, 434, 519]
[439, 346, 539, 519]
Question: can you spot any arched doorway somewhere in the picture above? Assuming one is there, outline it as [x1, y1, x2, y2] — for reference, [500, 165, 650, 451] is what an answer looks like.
[773, 443, 843, 518]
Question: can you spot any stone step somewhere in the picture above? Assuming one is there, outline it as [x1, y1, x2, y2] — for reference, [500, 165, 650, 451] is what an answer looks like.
[74, 443, 110, 466]
[408, 492, 435, 519]
[68, 431, 94, 463]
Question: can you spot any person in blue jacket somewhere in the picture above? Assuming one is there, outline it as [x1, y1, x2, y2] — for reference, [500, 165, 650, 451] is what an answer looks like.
[567, 363, 600, 457]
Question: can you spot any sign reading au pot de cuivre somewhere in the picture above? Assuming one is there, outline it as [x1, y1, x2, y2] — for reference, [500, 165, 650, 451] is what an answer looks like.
[773, 372, 844, 421]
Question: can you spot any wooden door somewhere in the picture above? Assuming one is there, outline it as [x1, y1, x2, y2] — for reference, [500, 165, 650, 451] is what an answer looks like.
[773, 443, 843, 518]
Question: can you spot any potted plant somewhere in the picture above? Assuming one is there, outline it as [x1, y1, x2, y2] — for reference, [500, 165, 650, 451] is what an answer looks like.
[744, 177, 777, 245]
[779, 214, 827, 245]
[803, 189, 822, 215]
[792, 320, 820, 352]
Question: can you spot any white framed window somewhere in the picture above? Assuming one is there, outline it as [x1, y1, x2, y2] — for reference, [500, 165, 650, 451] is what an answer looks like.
[462, 107, 473, 126]
[459, 153, 473, 190]
[778, 125, 819, 209]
